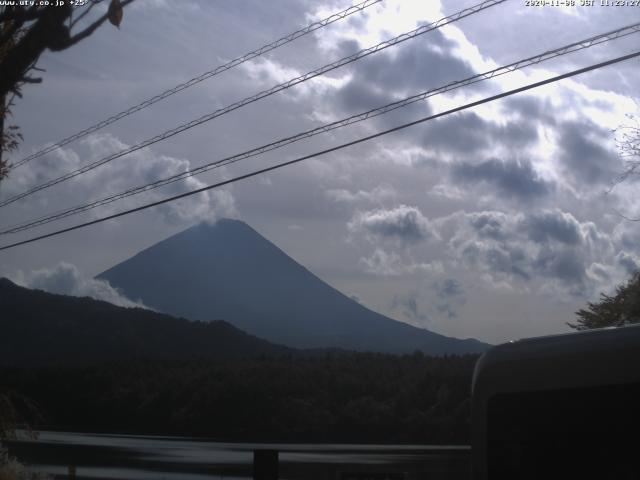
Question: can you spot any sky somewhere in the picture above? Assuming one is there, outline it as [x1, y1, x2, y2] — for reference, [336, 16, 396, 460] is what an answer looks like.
[1, 0, 640, 344]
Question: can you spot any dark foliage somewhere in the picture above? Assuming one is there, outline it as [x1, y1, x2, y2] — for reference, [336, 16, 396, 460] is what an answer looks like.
[0, 279, 477, 444]
[0, 278, 478, 444]
[0, 0, 134, 179]
[569, 272, 640, 330]
[0, 353, 478, 445]
[0, 1, 134, 99]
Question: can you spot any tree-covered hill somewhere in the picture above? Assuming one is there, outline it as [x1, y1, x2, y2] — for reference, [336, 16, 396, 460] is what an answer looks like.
[0, 278, 293, 365]
[0, 278, 479, 444]
[0, 353, 478, 444]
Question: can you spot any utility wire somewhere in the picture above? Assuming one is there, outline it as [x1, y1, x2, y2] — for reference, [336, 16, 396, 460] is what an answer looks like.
[0, 0, 505, 209]
[3, 21, 639, 235]
[9, 0, 383, 170]
[1, 49, 638, 252]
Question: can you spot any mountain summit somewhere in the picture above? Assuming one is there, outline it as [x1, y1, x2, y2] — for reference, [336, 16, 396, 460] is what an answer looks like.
[98, 219, 488, 354]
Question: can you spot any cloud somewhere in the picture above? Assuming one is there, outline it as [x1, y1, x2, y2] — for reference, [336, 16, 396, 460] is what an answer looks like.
[439, 209, 622, 296]
[390, 278, 467, 325]
[505, 95, 557, 126]
[3, 133, 237, 228]
[437, 278, 464, 298]
[325, 184, 396, 205]
[421, 112, 538, 155]
[348, 204, 436, 245]
[323, 18, 479, 130]
[451, 157, 553, 201]
[532, 247, 587, 283]
[430, 278, 466, 320]
[613, 220, 640, 251]
[615, 251, 640, 276]
[359, 248, 443, 277]
[358, 29, 477, 93]
[359, 249, 403, 276]
[557, 120, 621, 186]
[334, 77, 396, 116]
[520, 210, 582, 245]
[13, 262, 146, 309]
[465, 211, 510, 242]
[391, 292, 430, 324]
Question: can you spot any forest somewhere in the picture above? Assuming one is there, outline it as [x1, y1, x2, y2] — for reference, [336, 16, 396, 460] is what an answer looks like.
[0, 353, 478, 445]
[0, 279, 479, 445]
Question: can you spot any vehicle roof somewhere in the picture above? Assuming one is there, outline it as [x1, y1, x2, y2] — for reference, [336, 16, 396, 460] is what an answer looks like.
[472, 324, 640, 396]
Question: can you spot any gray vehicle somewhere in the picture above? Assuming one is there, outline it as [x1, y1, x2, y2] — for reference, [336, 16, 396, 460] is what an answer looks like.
[471, 325, 640, 479]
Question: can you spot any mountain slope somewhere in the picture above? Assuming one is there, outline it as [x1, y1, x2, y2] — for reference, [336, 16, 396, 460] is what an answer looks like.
[98, 219, 488, 354]
[0, 278, 293, 366]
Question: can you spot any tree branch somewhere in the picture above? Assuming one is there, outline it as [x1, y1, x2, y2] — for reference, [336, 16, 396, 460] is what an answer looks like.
[612, 208, 640, 222]
[61, 0, 135, 49]
[21, 76, 42, 84]
[0, 5, 72, 97]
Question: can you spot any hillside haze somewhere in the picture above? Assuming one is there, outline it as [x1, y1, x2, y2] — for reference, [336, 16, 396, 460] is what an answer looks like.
[99, 219, 488, 354]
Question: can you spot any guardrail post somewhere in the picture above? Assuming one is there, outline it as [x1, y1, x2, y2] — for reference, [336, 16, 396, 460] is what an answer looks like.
[253, 449, 278, 480]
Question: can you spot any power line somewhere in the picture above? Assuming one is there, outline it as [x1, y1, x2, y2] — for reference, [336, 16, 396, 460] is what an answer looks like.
[1, 49, 638, 252]
[9, 0, 383, 170]
[3, 21, 639, 235]
[0, 0, 505, 209]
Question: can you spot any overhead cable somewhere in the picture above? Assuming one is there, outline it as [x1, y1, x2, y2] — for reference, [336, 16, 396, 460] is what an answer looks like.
[0, 0, 505, 209]
[1, 48, 638, 252]
[3, 21, 639, 235]
[9, 0, 383, 170]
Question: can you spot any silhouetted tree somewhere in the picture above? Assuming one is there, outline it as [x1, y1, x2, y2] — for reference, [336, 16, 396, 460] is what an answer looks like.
[569, 272, 640, 330]
[0, 0, 134, 179]
[0, 354, 479, 444]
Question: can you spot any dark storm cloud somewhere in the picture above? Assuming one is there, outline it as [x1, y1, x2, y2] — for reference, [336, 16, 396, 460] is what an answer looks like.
[336, 38, 362, 57]
[354, 29, 478, 94]
[335, 78, 395, 114]
[502, 122, 540, 146]
[478, 211, 587, 284]
[332, 29, 478, 119]
[459, 240, 531, 282]
[423, 112, 489, 153]
[421, 112, 538, 154]
[452, 218, 532, 281]
[532, 247, 586, 283]
[451, 158, 552, 200]
[558, 121, 621, 186]
[468, 211, 509, 241]
[506, 96, 557, 125]
[443, 209, 619, 291]
[520, 210, 581, 245]
[484, 245, 531, 281]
